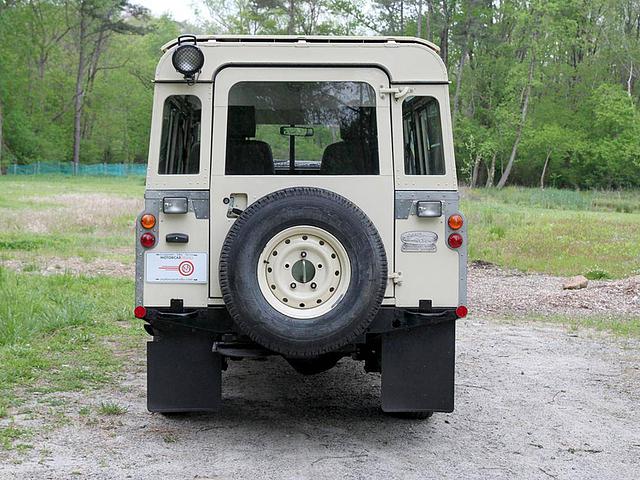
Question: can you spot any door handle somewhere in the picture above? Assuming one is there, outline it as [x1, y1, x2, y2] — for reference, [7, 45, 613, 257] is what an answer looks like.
[166, 233, 189, 243]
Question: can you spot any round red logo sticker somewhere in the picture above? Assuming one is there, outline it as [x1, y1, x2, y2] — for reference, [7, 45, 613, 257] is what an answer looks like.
[178, 260, 195, 276]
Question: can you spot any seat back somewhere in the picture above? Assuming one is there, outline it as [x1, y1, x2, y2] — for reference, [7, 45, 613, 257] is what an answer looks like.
[320, 109, 378, 175]
[225, 106, 274, 175]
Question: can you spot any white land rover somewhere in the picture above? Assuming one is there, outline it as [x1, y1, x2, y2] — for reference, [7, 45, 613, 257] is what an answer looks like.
[135, 35, 467, 418]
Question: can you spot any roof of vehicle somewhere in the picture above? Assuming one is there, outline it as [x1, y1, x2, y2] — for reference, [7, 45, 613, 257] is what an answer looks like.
[156, 35, 448, 84]
[160, 35, 440, 53]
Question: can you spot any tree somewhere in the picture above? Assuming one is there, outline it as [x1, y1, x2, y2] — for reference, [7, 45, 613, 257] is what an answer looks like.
[68, 0, 147, 173]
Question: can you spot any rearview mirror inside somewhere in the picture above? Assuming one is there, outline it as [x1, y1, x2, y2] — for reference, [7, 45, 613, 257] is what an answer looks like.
[280, 126, 314, 137]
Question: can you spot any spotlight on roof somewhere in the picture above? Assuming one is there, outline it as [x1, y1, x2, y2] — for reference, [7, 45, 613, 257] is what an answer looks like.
[171, 35, 204, 81]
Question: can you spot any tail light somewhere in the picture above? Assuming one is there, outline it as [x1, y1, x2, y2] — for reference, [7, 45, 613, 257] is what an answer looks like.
[455, 305, 468, 318]
[448, 233, 463, 249]
[134, 306, 147, 319]
[140, 214, 156, 229]
[448, 214, 463, 230]
[140, 232, 156, 248]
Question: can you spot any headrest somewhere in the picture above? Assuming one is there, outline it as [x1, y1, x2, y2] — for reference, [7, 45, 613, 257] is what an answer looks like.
[339, 108, 373, 141]
[228, 106, 256, 138]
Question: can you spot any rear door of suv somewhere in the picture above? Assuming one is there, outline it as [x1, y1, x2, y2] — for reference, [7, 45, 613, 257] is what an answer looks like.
[209, 67, 395, 301]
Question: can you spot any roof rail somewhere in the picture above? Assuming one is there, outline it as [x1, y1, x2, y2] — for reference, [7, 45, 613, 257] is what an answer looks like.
[161, 35, 440, 54]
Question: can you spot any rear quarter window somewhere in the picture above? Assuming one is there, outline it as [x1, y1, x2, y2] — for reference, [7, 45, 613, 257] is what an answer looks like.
[158, 95, 202, 175]
[402, 96, 445, 175]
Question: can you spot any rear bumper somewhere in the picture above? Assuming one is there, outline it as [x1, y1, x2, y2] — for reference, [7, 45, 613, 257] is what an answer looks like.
[140, 304, 459, 337]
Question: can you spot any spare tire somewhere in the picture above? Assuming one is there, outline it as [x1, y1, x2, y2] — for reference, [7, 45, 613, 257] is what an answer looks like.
[219, 187, 387, 358]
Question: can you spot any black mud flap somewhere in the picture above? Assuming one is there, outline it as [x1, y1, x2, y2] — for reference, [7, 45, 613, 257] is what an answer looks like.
[147, 335, 222, 413]
[381, 321, 455, 413]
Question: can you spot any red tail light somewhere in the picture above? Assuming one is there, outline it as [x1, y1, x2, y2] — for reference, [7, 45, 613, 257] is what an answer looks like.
[455, 305, 468, 318]
[134, 306, 147, 319]
[448, 233, 463, 249]
[140, 232, 155, 248]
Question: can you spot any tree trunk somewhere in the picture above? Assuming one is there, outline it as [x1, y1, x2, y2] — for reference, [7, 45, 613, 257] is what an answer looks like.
[452, 28, 471, 126]
[425, 0, 432, 39]
[287, 0, 295, 34]
[72, 7, 87, 175]
[417, 0, 423, 37]
[0, 98, 3, 175]
[470, 154, 481, 187]
[439, 0, 451, 67]
[485, 152, 496, 187]
[540, 149, 551, 189]
[496, 50, 535, 188]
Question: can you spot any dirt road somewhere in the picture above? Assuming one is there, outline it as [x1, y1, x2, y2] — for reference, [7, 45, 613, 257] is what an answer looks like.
[1, 316, 638, 480]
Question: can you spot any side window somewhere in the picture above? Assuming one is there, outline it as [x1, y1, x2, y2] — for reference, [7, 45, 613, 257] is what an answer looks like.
[225, 81, 379, 175]
[158, 95, 201, 175]
[402, 96, 445, 175]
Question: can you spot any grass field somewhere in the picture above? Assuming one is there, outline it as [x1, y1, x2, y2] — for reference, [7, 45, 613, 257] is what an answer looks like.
[462, 187, 640, 279]
[0, 176, 143, 267]
[0, 176, 639, 448]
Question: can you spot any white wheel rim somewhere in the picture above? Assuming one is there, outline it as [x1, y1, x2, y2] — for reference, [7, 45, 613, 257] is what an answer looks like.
[257, 225, 351, 319]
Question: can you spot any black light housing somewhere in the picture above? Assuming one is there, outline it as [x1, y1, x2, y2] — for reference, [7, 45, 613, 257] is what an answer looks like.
[171, 35, 204, 80]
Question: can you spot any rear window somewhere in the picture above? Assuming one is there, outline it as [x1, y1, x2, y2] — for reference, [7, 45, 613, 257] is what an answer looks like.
[158, 95, 201, 175]
[402, 96, 445, 175]
[225, 81, 379, 175]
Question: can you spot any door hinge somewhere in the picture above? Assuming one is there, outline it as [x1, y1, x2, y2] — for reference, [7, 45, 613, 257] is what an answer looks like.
[379, 86, 412, 100]
[389, 272, 403, 284]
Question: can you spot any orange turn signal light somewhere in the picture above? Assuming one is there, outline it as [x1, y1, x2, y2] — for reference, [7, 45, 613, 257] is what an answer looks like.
[140, 214, 156, 229]
[448, 214, 463, 230]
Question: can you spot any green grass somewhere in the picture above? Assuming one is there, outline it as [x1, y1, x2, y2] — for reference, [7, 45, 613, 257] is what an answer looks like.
[523, 314, 640, 338]
[0, 176, 143, 264]
[463, 188, 640, 278]
[0, 176, 145, 200]
[0, 424, 30, 450]
[0, 232, 131, 261]
[465, 187, 640, 214]
[0, 267, 140, 448]
[97, 402, 128, 416]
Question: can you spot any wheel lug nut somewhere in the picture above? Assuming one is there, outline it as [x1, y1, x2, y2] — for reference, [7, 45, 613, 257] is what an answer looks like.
[301, 251, 307, 258]
[290, 283, 296, 289]
[310, 282, 317, 289]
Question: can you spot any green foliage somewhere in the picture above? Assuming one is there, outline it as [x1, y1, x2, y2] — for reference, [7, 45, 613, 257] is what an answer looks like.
[0, 3, 180, 169]
[1, 0, 640, 190]
[585, 269, 611, 280]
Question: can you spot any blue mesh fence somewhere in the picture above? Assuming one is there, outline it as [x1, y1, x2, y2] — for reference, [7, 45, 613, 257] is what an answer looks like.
[7, 162, 147, 176]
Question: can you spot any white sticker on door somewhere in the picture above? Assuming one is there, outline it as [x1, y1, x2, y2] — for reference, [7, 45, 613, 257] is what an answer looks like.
[145, 252, 208, 283]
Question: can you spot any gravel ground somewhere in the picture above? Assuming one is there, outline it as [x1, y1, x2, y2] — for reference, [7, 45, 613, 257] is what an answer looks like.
[1, 264, 638, 479]
[1, 317, 638, 480]
[468, 262, 640, 318]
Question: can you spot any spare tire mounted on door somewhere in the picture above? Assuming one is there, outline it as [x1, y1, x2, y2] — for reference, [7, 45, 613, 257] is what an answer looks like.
[219, 187, 388, 358]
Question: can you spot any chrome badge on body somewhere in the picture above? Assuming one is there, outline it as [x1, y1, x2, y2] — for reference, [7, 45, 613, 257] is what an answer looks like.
[400, 231, 438, 253]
